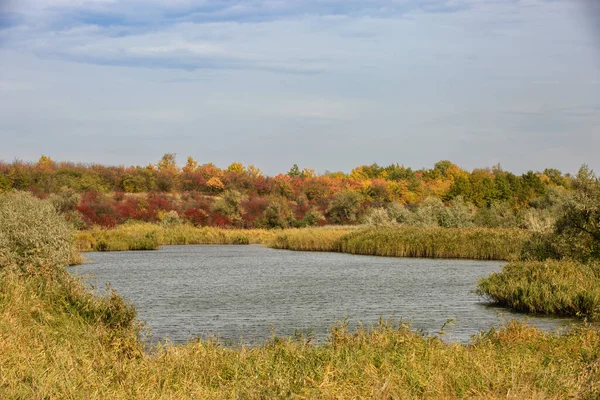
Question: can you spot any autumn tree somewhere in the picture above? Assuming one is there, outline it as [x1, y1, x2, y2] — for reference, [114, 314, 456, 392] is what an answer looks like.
[227, 162, 244, 174]
[156, 153, 180, 192]
[212, 190, 246, 227]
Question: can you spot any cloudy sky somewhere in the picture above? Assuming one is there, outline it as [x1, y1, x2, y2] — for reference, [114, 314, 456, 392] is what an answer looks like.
[0, 0, 598, 175]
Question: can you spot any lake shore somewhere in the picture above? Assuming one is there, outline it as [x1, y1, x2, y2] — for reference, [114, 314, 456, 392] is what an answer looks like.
[76, 223, 530, 261]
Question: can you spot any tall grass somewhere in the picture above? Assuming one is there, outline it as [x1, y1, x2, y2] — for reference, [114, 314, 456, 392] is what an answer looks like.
[158, 224, 276, 246]
[477, 260, 600, 320]
[76, 223, 278, 251]
[2, 268, 600, 399]
[77, 224, 530, 261]
[337, 227, 530, 260]
[270, 226, 356, 252]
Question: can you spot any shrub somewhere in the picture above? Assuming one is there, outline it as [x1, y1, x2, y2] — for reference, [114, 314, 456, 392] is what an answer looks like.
[158, 210, 183, 226]
[299, 207, 326, 227]
[363, 207, 395, 226]
[442, 196, 475, 228]
[0, 191, 74, 269]
[415, 197, 447, 227]
[553, 165, 600, 261]
[326, 190, 364, 224]
[386, 202, 414, 224]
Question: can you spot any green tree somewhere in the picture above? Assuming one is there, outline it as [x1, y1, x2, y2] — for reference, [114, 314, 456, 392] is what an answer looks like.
[212, 190, 246, 227]
[554, 165, 600, 260]
[287, 164, 302, 178]
[326, 190, 364, 224]
[0, 174, 10, 193]
[261, 198, 294, 228]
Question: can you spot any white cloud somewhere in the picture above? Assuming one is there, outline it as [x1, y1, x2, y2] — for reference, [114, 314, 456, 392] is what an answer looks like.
[0, 0, 598, 174]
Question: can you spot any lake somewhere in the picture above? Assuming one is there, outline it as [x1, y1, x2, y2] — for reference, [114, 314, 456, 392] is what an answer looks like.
[69, 245, 575, 345]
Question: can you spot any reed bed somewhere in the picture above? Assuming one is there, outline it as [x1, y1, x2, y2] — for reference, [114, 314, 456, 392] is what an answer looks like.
[76, 224, 162, 251]
[270, 227, 356, 252]
[76, 223, 278, 251]
[158, 224, 276, 246]
[2, 268, 599, 399]
[336, 227, 531, 260]
[477, 260, 600, 320]
[76, 224, 530, 261]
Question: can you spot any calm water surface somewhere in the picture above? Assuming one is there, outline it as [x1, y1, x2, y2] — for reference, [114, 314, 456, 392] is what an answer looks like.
[70, 245, 575, 345]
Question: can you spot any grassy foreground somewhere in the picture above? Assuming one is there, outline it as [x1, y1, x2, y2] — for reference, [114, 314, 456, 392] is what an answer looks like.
[2, 268, 600, 399]
[477, 260, 600, 320]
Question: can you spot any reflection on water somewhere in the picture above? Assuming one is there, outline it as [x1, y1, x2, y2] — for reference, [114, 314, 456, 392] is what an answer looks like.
[69, 245, 576, 345]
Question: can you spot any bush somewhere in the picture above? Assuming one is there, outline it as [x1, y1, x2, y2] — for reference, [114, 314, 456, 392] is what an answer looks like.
[386, 202, 414, 224]
[326, 190, 364, 224]
[553, 165, 600, 261]
[0, 191, 74, 269]
[158, 210, 183, 226]
[363, 207, 395, 226]
[442, 196, 475, 228]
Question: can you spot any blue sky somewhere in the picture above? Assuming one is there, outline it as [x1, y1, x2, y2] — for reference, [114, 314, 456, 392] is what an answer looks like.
[0, 0, 598, 174]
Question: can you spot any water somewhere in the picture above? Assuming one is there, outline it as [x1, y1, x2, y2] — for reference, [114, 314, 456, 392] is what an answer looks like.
[69, 245, 575, 345]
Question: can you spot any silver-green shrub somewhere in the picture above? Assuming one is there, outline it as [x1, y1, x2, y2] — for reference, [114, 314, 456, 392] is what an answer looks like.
[0, 191, 73, 268]
[363, 207, 395, 226]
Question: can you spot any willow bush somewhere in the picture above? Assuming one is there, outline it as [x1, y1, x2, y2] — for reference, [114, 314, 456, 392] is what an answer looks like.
[0, 191, 74, 270]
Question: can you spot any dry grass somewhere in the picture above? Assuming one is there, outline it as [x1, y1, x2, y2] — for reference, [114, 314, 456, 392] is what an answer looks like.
[75, 223, 278, 251]
[336, 227, 531, 260]
[270, 226, 357, 252]
[2, 267, 600, 399]
[76, 224, 529, 261]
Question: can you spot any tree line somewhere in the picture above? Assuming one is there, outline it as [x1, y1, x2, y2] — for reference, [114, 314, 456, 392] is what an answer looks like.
[0, 154, 580, 230]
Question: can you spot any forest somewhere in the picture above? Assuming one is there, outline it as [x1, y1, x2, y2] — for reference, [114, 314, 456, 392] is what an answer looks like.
[0, 154, 573, 230]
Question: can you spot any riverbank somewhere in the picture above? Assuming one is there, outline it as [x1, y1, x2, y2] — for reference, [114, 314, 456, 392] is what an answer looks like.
[76, 223, 529, 261]
[75, 223, 280, 251]
[2, 266, 599, 399]
[272, 226, 529, 260]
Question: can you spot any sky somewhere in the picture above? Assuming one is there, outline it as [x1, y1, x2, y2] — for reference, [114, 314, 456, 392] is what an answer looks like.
[0, 0, 598, 175]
